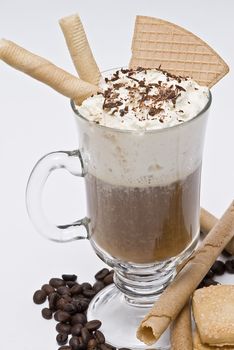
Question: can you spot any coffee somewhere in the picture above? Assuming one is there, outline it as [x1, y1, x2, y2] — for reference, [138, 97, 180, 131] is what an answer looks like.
[85, 166, 201, 263]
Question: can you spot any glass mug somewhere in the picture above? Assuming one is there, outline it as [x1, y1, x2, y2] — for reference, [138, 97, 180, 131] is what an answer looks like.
[26, 79, 211, 348]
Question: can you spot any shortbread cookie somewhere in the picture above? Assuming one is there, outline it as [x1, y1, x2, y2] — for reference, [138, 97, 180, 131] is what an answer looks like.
[193, 285, 234, 347]
[193, 329, 234, 350]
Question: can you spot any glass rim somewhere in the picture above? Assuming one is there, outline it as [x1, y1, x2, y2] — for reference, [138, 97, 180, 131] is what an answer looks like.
[71, 67, 212, 135]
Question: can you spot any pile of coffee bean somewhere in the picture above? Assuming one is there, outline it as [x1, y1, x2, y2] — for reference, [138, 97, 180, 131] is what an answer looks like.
[32, 269, 128, 350]
[33, 259, 233, 349]
[198, 258, 234, 288]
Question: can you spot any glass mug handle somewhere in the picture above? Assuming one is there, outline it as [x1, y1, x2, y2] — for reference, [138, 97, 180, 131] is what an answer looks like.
[26, 150, 90, 242]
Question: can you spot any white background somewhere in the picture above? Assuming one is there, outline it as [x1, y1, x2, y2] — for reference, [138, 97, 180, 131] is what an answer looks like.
[0, 0, 234, 349]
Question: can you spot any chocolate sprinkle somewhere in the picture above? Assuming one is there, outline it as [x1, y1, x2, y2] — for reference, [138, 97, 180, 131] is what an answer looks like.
[175, 84, 186, 92]
[100, 67, 190, 122]
[149, 107, 163, 116]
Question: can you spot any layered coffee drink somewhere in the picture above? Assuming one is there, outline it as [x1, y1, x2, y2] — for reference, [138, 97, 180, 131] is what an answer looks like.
[77, 67, 209, 263]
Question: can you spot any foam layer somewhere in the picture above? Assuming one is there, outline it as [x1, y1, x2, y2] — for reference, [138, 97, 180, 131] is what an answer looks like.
[75, 110, 209, 187]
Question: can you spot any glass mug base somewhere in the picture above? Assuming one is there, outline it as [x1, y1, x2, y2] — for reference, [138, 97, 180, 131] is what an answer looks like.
[87, 284, 170, 350]
[87, 232, 199, 349]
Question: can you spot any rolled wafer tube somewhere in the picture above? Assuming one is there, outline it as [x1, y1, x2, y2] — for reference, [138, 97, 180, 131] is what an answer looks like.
[0, 39, 98, 105]
[137, 200, 234, 345]
[201, 207, 234, 255]
[59, 14, 101, 85]
[170, 302, 192, 350]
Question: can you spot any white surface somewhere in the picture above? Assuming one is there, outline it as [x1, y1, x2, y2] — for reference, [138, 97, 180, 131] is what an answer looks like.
[0, 0, 233, 349]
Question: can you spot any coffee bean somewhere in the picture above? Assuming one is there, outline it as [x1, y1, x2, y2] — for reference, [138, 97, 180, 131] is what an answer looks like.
[63, 303, 77, 314]
[63, 295, 73, 303]
[222, 249, 232, 257]
[105, 343, 116, 350]
[86, 320, 102, 332]
[54, 311, 71, 323]
[81, 282, 92, 291]
[56, 322, 71, 335]
[73, 300, 89, 312]
[69, 336, 79, 348]
[197, 281, 205, 289]
[33, 289, 47, 304]
[93, 281, 105, 293]
[71, 313, 87, 325]
[41, 284, 55, 295]
[58, 347, 71, 350]
[57, 286, 71, 296]
[103, 273, 114, 286]
[95, 268, 110, 281]
[71, 323, 83, 336]
[49, 278, 66, 288]
[57, 333, 68, 346]
[74, 296, 90, 304]
[82, 289, 96, 298]
[81, 327, 92, 344]
[67, 281, 78, 288]
[225, 259, 234, 273]
[82, 297, 91, 304]
[49, 292, 60, 311]
[203, 278, 219, 287]
[87, 339, 97, 350]
[211, 260, 225, 275]
[205, 270, 215, 279]
[69, 336, 86, 350]
[99, 345, 112, 350]
[94, 330, 105, 344]
[41, 307, 53, 320]
[56, 298, 68, 311]
[70, 284, 82, 295]
[62, 274, 77, 282]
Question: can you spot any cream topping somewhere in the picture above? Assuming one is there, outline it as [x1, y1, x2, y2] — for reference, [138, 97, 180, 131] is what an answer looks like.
[77, 67, 209, 130]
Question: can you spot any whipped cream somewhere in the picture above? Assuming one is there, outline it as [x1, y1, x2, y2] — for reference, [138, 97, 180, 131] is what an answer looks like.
[74, 67, 210, 188]
[77, 67, 209, 130]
